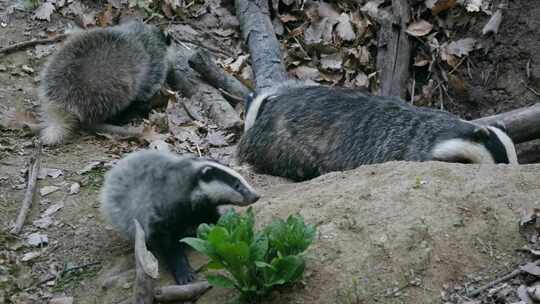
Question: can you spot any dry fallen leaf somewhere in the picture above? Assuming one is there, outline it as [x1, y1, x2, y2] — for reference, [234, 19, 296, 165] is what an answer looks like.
[426, 0, 457, 15]
[97, 5, 115, 27]
[465, 0, 482, 12]
[320, 53, 343, 71]
[140, 125, 168, 144]
[33, 2, 55, 21]
[444, 38, 477, 57]
[336, 13, 356, 41]
[290, 66, 321, 81]
[482, 9, 502, 35]
[406, 20, 433, 37]
[520, 262, 540, 276]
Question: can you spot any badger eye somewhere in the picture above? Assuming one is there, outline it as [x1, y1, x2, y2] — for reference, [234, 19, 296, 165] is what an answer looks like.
[234, 183, 241, 190]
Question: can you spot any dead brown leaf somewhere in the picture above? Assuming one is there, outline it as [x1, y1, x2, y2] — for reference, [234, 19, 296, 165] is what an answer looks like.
[482, 9, 502, 35]
[406, 20, 433, 37]
[33, 2, 55, 21]
[304, 18, 336, 47]
[320, 53, 343, 71]
[206, 131, 228, 147]
[140, 125, 168, 144]
[97, 5, 115, 27]
[290, 66, 321, 81]
[427, 0, 457, 15]
[318, 2, 340, 19]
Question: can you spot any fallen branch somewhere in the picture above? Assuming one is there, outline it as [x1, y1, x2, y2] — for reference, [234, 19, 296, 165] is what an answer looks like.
[376, 0, 411, 98]
[467, 259, 540, 297]
[235, 0, 288, 90]
[133, 219, 159, 304]
[167, 44, 242, 130]
[154, 282, 212, 302]
[188, 49, 252, 102]
[473, 103, 540, 144]
[0, 34, 68, 56]
[517, 140, 540, 164]
[10, 140, 42, 234]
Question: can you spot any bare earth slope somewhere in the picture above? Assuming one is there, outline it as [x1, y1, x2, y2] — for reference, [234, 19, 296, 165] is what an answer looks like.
[198, 162, 540, 304]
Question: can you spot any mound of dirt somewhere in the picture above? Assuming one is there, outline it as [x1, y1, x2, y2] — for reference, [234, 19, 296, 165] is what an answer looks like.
[197, 161, 540, 304]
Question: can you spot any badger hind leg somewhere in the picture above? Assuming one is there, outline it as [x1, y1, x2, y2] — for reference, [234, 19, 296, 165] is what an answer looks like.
[40, 103, 78, 145]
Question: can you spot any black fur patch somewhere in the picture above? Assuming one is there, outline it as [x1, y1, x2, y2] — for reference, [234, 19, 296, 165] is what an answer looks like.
[483, 128, 510, 164]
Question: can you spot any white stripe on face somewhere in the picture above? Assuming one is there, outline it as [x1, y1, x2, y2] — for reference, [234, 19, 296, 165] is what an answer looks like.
[487, 126, 518, 165]
[199, 161, 257, 195]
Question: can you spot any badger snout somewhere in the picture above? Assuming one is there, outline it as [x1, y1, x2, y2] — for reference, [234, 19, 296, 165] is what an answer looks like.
[238, 190, 260, 206]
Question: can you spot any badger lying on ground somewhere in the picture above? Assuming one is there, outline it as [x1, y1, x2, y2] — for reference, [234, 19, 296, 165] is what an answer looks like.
[39, 21, 173, 145]
[238, 84, 518, 181]
[100, 150, 259, 284]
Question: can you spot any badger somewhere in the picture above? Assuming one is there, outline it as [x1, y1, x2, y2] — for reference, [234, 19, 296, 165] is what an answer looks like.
[100, 150, 260, 284]
[238, 84, 518, 181]
[39, 21, 173, 145]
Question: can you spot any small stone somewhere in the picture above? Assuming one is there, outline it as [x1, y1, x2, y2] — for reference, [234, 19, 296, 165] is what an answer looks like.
[21, 65, 34, 74]
[69, 183, 80, 195]
[21, 251, 41, 261]
[27, 232, 48, 246]
[49, 296, 74, 304]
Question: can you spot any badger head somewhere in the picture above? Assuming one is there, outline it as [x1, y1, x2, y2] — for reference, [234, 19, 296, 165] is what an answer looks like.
[190, 160, 260, 209]
[431, 123, 518, 165]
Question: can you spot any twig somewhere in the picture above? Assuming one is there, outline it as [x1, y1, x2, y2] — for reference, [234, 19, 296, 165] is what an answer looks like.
[218, 88, 245, 104]
[154, 282, 212, 302]
[466, 260, 540, 297]
[133, 219, 159, 304]
[0, 34, 68, 55]
[10, 140, 42, 235]
[522, 81, 540, 97]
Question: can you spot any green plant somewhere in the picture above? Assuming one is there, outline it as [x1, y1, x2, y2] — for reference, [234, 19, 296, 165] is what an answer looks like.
[182, 208, 316, 302]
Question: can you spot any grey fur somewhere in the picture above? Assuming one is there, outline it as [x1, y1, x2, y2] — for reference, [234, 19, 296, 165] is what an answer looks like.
[238, 85, 518, 181]
[39, 21, 173, 145]
[101, 150, 259, 283]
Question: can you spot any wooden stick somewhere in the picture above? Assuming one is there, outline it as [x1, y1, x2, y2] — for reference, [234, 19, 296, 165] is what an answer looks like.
[0, 34, 68, 55]
[467, 260, 540, 297]
[154, 282, 212, 302]
[473, 103, 540, 144]
[376, 0, 411, 98]
[10, 140, 42, 235]
[133, 219, 159, 304]
[188, 49, 252, 101]
[235, 0, 288, 91]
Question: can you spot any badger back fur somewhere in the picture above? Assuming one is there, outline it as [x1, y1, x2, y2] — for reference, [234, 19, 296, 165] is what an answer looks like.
[238, 85, 518, 181]
[39, 21, 173, 145]
[101, 150, 259, 284]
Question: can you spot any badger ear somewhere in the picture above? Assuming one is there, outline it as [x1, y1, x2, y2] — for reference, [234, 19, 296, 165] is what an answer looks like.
[472, 126, 490, 141]
[491, 121, 507, 132]
[199, 165, 214, 181]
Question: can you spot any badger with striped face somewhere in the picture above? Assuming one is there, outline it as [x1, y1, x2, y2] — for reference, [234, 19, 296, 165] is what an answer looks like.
[238, 84, 518, 181]
[101, 150, 259, 284]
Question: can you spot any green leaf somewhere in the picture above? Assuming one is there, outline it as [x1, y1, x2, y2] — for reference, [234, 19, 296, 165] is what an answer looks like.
[180, 238, 212, 256]
[273, 255, 305, 283]
[207, 226, 230, 247]
[197, 223, 213, 240]
[255, 261, 275, 270]
[207, 274, 236, 289]
[250, 233, 268, 262]
[207, 261, 225, 270]
[218, 242, 250, 268]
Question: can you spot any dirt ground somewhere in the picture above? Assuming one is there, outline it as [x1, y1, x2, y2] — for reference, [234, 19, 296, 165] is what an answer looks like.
[1, 0, 540, 303]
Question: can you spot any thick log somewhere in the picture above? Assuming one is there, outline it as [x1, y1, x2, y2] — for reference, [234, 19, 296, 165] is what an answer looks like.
[188, 49, 252, 101]
[235, 0, 288, 91]
[473, 103, 540, 144]
[167, 44, 242, 130]
[376, 0, 411, 98]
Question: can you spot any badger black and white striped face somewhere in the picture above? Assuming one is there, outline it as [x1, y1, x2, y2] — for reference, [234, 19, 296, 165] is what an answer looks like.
[191, 160, 259, 207]
[431, 125, 518, 165]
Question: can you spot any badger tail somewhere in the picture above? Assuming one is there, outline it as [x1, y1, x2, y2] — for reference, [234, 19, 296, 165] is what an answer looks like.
[39, 103, 78, 145]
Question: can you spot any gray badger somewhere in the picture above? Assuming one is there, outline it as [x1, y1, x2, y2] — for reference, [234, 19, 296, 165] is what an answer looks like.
[39, 21, 173, 145]
[101, 150, 259, 284]
[238, 83, 518, 181]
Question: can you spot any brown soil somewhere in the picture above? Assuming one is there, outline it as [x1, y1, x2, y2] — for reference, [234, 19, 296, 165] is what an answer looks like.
[1, 1, 539, 304]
